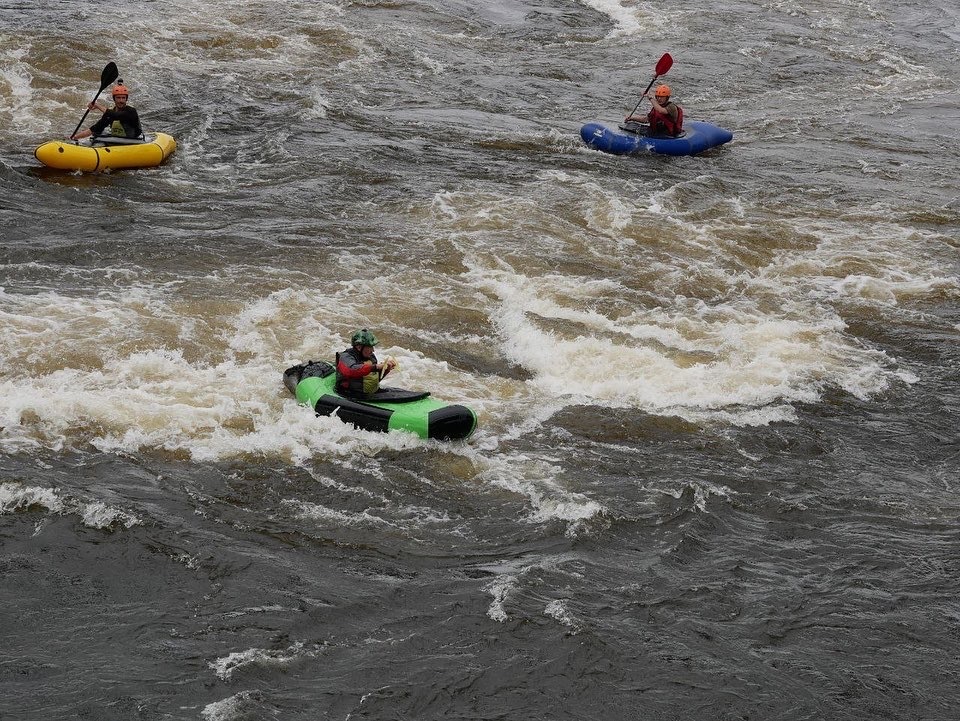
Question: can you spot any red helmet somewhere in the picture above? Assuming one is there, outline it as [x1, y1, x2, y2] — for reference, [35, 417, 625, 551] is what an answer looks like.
[655, 85, 671, 98]
[112, 84, 129, 98]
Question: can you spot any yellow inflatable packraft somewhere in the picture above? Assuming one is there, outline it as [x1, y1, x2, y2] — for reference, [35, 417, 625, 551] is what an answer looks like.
[34, 132, 176, 172]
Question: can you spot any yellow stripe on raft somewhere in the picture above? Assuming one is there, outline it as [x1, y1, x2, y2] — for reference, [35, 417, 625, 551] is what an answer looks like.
[34, 133, 177, 172]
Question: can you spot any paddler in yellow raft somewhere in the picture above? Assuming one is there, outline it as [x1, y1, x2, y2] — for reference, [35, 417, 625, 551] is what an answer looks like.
[34, 61, 176, 172]
[70, 79, 142, 141]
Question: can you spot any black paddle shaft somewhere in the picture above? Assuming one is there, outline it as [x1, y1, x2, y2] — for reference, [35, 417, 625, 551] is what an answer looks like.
[70, 62, 119, 139]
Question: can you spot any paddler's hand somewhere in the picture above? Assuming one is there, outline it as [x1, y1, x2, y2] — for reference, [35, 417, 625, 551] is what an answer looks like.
[377, 357, 397, 379]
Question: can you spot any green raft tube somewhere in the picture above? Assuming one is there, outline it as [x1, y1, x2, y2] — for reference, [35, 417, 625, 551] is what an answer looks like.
[283, 360, 477, 441]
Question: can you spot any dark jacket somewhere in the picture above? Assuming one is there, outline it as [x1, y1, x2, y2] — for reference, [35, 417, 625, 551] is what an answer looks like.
[335, 347, 379, 396]
[90, 105, 143, 139]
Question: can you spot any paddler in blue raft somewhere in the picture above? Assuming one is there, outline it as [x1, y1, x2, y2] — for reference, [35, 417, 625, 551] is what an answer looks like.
[580, 52, 733, 156]
[623, 84, 684, 138]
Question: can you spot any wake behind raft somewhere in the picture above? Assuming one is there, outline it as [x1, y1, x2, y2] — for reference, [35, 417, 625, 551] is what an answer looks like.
[283, 361, 477, 441]
[580, 120, 732, 157]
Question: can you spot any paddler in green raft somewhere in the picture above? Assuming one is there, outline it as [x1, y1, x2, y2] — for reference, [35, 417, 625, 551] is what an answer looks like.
[335, 328, 398, 395]
[283, 329, 477, 441]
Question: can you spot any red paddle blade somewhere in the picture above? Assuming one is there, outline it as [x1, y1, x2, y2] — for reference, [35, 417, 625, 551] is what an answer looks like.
[655, 53, 673, 76]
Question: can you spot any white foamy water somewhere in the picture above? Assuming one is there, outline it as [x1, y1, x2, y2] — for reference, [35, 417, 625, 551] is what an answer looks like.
[464, 448, 606, 533]
[0, 275, 611, 531]
[544, 598, 581, 633]
[483, 553, 590, 624]
[485, 574, 515, 623]
[424, 178, 945, 427]
[0, 168, 947, 515]
[0, 46, 39, 130]
[209, 641, 323, 681]
[199, 690, 262, 721]
[575, 0, 670, 37]
[0, 481, 141, 529]
[0, 282, 476, 460]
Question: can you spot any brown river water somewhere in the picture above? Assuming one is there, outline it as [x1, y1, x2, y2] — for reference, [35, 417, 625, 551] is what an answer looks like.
[2, 1, 959, 719]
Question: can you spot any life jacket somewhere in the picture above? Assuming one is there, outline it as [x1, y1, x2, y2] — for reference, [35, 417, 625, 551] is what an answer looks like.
[91, 105, 142, 139]
[335, 348, 380, 396]
[647, 103, 683, 137]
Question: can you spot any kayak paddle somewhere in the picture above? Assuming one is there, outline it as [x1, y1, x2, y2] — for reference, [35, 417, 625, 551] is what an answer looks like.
[69, 61, 119, 140]
[626, 53, 673, 119]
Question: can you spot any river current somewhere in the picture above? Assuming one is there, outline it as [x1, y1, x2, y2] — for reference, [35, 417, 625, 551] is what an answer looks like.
[2, 1, 959, 719]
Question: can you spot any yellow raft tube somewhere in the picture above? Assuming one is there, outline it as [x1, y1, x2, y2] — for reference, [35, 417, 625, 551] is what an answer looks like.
[34, 132, 176, 172]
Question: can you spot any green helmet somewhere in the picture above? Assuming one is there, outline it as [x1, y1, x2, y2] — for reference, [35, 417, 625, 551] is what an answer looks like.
[351, 328, 379, 347]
